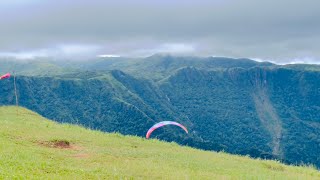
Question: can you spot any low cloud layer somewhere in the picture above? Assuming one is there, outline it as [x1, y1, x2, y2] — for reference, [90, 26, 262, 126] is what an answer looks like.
[0, 0, 319, 64]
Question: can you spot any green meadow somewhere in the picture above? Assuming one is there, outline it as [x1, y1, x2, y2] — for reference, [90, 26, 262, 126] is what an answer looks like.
[0, 106, 319, 179]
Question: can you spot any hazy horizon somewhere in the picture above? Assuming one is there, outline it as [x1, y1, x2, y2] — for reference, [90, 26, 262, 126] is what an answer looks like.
[0, 0, 320, 64]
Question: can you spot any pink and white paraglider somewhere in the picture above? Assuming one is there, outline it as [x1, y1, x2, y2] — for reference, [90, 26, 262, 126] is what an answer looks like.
[0, 73, 11, 80]
[146, 121, 188, 139]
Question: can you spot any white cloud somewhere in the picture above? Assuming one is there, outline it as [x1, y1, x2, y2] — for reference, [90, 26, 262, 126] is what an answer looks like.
[131, 43, 196, 57]
[58, 44, 101, 55]
[97, 54, 121, 58]
[0, 50, 49, 60]
[156, 43, 195, 53]
[286, 57, 320, 65]
[0, 44, 103, 60]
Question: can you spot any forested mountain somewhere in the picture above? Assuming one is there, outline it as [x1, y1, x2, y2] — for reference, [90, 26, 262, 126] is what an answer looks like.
[0, 56, 319, 167]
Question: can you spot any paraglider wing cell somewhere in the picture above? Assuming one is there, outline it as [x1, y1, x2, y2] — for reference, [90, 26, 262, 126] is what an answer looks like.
[146, 121, 188, 139]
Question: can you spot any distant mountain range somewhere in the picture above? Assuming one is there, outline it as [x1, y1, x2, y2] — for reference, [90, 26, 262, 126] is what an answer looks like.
[0, 55, 319, 167]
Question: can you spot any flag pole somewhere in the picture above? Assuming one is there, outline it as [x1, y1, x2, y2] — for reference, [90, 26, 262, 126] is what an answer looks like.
[13, 71, 19, 115]
[13, 71, 18, 106]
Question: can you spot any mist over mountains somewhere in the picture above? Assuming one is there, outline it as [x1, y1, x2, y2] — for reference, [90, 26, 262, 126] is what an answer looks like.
[0, 55, 319, 167]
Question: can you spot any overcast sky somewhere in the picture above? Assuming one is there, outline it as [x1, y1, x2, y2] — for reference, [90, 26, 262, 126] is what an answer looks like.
[0, 0, 319, 64]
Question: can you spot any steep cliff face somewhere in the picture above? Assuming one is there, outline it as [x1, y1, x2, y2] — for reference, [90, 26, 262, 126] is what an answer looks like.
[160, 67, 273, 157]
[0, 66, 319, 167]
[263, 69, 320, 166]
[249, 68, 283, 158]
[159, 67, 320, 166]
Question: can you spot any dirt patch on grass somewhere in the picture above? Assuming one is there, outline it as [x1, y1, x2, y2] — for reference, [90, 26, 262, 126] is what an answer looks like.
[53, 140, 70, 148]
[39, 139, 81, 150]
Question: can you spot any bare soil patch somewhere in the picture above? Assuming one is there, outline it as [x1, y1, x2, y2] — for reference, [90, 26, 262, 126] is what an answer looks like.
[39, 139, 81, 150]
[53, 140, 70, 148]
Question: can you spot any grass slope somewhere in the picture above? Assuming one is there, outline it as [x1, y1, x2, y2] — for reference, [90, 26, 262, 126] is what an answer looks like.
[0, 106, 319, 179]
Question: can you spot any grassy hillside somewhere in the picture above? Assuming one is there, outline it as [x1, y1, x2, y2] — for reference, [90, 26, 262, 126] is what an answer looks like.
[0, 106, 319, 179]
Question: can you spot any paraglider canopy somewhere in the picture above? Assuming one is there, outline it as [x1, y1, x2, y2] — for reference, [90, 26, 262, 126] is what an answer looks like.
[0, 73, 11, 80]
[146, 121, 188, 139]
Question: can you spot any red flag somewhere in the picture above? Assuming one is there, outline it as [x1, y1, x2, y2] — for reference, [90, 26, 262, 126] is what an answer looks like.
[0, 73, 11, 80]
